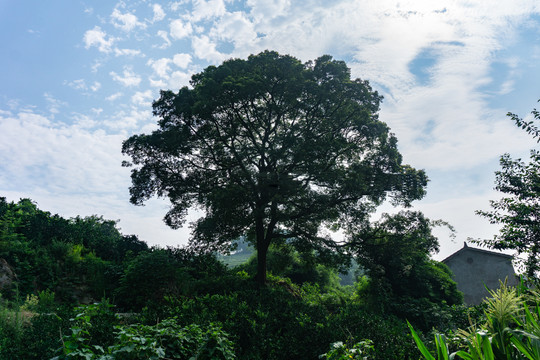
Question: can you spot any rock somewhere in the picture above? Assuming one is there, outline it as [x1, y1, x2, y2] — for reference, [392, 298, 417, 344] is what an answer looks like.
[0, 258, 17, 291]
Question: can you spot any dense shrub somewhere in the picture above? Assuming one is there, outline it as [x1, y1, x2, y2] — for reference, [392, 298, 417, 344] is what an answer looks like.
[115, 250, 193, 310]
[320, 340, 375, 360]
[115, 248, 229, 310]
[157, 276, 420, 360]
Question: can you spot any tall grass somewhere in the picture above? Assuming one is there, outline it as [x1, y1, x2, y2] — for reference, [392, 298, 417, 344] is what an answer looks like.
[409, 280, 540, 360]
[0, 303, 28, 357]
[0, 291, 59, 359]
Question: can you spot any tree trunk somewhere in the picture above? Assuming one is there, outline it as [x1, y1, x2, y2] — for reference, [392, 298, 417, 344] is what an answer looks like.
[256, 241, 269, 285]
[255, 212, 269, 286]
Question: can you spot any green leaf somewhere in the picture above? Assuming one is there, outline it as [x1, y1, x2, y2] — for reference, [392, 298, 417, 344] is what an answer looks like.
[452, 350, 474, 360]
[408, 321, 435, 360]
[435, 333, 450, 360]
[479, 334, 495, 360]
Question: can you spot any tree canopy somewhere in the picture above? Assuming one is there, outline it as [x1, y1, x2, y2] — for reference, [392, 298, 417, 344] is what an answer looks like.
[122, 51, 428, 284]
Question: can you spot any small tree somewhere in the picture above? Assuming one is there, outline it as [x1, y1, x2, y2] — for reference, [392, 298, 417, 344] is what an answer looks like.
[352, 211, 462, 312]
[122, 51, 427, 285]
[476, 103, 540, 280]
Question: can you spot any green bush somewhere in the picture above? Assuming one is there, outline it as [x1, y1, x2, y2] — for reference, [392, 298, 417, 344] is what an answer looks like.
[55, 312, 235, 360]
[55, 300, 119, 358]
[320, 340, 375, 360]
[328, 302, 418, 359]
[108, 320, 235, 360]
[18, 312, 67, 360]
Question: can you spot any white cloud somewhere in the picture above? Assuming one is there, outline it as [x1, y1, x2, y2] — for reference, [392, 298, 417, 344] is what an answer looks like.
[65, 80, 101, 92]
[106, 92, 123, 101]
[212, 11, 257, 50]
[170, 19, 193, 39]
[91, 108, 103, 116]
[104, 108, 152, 130]
[0, 110, 125, 197]
[192, 35, 226, 63]
[44, 93, 66, 115]
[91, 61, 102, 73]
[131, 90, 154, 107]
[72, 113, 98, 129]
[191, 0, 227, 21]
[110, 67, 142, 87]
[156, 30, 172, 49]
[147, 56, 193, 88]
[170, 2, 186, 12]
[65, 79, 87, 90]
[152, 4, 166, 22]
[111, 8, 146, 32]
[172, 53, 192, 68]
[493, 56, 520, 95]
[246, 0, 290, 21]
[6, 100, 20, 111]
[114, 48, 142, 57]
[169, 71, 191, 89]
[90, 82, 101, 92]
[498, 79, 515, 95]
[149, 78, 167, 88]
[380, 80, 536, 171]
[83, 26, 115, 53]
[147, 58, 172, 78]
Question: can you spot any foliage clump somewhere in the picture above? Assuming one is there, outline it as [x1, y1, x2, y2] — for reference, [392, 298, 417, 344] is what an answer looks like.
[0, 197, 148, 303]
[352, 211, 463, 329]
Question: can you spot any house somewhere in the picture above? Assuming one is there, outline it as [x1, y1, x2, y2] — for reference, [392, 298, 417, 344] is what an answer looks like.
[442, 242, 518, 305]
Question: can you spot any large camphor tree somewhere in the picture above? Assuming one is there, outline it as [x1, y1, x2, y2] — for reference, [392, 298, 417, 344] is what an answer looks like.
[122, 51, 428, 285]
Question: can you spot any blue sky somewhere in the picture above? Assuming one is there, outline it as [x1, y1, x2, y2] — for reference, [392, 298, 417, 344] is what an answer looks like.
[1, 0, 540, 260]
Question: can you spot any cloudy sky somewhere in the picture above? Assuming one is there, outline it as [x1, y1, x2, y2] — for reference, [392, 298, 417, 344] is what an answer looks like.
[1, 0, 540, 260]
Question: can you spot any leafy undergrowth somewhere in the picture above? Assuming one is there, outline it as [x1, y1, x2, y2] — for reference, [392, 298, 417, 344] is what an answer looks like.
[409, 281, 540, 360]
[53, 302, 235, 360]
